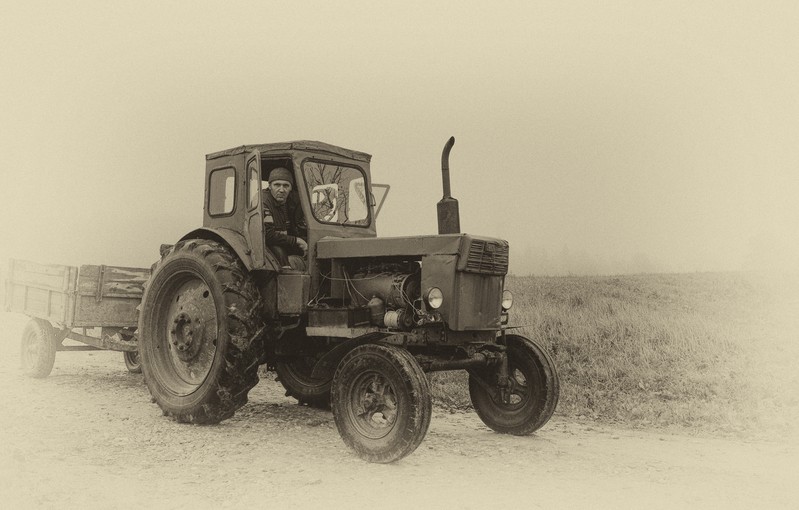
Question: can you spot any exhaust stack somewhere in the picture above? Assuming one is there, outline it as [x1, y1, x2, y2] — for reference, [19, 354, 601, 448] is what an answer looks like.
[437, 136, 460, 234]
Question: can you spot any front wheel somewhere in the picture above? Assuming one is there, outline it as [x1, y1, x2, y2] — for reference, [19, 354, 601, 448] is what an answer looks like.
[469, 335, 559, 435]
[331, 344, 431, 463]
[20, 318, 57, 378]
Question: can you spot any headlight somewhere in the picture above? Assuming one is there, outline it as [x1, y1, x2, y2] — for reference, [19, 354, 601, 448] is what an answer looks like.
[501, 290, 513, 311]
[425, 287, 444, 309]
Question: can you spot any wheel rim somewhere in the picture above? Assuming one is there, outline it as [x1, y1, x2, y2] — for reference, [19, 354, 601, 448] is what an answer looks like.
[346, 371, 399, 439]
[21, 328, 40, 369]
[504, 367, 530, 408]
[151, 272, 219, 396]
[487, 360, 540, 411]
[125, 351, 141, 367]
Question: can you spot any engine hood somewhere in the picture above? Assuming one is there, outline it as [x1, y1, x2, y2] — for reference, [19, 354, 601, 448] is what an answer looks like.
[315, 233, 507, 261]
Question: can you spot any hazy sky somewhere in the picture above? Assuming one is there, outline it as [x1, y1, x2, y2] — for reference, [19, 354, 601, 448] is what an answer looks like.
[1, 1, 797, 274]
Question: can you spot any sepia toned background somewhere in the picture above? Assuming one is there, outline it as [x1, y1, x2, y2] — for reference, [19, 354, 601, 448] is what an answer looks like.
[1, 1, 797, 276]
[1, 3, 798, 509]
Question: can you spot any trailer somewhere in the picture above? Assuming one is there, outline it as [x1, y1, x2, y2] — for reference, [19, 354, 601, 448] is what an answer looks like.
[4, 258, 151, 377]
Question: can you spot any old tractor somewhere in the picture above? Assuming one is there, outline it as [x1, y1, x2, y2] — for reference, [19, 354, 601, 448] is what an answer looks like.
[138, 138, 559, 462]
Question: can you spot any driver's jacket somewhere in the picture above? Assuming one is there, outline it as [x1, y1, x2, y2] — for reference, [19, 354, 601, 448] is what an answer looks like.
[262, 190, 307, 250]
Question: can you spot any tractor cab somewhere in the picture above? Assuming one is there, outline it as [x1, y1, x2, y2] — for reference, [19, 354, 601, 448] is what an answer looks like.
[191, 141, 389, 319]
[198, 141, 389, 276]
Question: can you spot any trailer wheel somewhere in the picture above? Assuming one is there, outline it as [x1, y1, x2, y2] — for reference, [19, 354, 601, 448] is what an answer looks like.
[276, 356, 332, 408]
[469, 335, 559, 435]
[138, 239, 265, 424]
[20, 318, 57, 378]
[123, 351, 142, 373]
[331, 343, 431, 463]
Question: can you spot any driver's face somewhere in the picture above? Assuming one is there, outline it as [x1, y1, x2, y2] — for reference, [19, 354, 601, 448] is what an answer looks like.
[270, 180, 292, 204]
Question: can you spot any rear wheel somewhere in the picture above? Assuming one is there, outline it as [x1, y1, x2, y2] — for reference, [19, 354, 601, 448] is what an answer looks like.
[20, 318, 57, 378]
[138, 239, 265, 424]
[331, 343, 431, 463]
[469, 335, 559, 435]
[123, 351, 142, 373]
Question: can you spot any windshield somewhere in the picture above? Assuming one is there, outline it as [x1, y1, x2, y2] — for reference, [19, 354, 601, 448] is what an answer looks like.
[302, 161, 370, 226]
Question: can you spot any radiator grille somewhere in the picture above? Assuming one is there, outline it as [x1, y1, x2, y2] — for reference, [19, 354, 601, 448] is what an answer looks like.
[463, 240, 509, 275]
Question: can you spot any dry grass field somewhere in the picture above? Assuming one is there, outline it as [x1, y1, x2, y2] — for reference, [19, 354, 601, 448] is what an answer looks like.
[431, 272, 799, 438]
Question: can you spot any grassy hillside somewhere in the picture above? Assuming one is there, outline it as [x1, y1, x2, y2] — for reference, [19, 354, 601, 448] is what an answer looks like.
[430, 272, 799, 437]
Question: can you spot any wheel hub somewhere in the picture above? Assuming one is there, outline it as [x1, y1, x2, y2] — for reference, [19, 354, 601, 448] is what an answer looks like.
[169, 304, 207, 362]
[354, 375, 397, 431]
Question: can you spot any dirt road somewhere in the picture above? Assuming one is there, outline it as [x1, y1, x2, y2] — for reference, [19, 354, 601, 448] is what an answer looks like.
[0, 313, 795, 510]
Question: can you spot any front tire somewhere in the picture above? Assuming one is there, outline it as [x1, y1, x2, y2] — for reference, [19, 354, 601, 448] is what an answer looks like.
[331, 344, 431, 463]
[469, 335, 559, 435]
[138, 239, 265, 424]
[20, 318, 57, 378]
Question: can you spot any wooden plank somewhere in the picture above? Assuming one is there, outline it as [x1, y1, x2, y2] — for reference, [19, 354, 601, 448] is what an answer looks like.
[77, 265, 150, 298]
[8, 259, 74, 293]
[5, 258, 76, 323]
[5, 258, 149, 328]
[7, 281, 69, 323]
[73, 264, 149, 327]
[11, 258, 71, 277]
[73, 296, 142, 327]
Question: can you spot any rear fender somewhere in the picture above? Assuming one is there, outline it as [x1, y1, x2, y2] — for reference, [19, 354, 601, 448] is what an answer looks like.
[179, 228, 281, 272]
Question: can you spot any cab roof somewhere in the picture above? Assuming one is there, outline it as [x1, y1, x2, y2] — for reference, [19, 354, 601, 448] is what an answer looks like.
[205, 140, 371, 163]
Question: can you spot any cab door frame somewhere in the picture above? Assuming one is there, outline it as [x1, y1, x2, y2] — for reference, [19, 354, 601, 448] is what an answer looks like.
[244, 151, 267, 268]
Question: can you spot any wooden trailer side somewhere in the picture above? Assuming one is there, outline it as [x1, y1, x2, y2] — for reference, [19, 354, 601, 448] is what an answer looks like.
[4, 259, 78, 325]
[5, 259, 150, 328]
[73, 265, 150, 327]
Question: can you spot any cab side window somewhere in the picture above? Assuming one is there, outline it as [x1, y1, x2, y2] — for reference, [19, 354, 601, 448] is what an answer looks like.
[208, 167, 235, 216]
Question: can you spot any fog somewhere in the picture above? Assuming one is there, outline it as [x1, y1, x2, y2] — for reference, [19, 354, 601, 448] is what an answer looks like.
[1, 1, 797, 275]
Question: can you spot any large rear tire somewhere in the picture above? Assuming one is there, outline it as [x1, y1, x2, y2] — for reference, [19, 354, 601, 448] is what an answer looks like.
[20, 318, 57, 378]
[331, 343, 431, 463]
[469, 335, 559, 435]
[138, 239, 265, 424]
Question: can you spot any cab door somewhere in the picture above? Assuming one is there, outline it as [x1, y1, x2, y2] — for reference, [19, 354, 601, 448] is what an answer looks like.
[244, 151, 266, 268]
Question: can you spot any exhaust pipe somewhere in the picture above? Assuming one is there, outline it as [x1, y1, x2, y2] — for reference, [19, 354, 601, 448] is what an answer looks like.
[437, 136, 460, 234]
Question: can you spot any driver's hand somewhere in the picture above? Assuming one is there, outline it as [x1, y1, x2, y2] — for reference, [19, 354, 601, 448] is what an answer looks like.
[296, 238, 308, 256]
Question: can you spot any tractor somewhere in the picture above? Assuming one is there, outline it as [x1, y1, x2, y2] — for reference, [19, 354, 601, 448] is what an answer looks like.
[137, 137, 559, 462]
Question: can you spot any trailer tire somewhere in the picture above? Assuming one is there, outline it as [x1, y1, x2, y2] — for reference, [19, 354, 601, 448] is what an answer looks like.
[138, 239, 265, 424]
[331, 343, 431, 463]
[468, 335, 559, 435]
[20, 318, 57, 378]
[123, 351, 142, 373]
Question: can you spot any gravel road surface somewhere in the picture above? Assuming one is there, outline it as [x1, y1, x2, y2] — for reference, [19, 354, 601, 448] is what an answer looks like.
[0, 313, 795, 509]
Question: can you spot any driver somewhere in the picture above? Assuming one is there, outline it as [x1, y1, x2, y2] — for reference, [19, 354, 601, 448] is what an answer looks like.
[263, 167, 307, 267]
